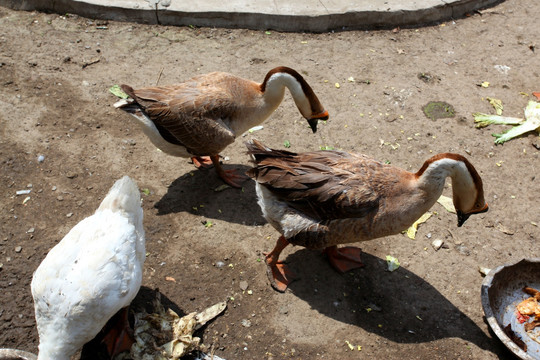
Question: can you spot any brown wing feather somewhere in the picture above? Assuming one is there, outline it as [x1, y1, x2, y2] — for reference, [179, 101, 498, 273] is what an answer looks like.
[121, 80, 237, 156]
[246, 140, 382, 220]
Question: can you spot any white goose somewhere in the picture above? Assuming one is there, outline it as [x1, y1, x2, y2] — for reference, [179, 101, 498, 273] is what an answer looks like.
[31, 176, 145, 359]
[246, 140, 489, 292]
[114, 66, 329, 188]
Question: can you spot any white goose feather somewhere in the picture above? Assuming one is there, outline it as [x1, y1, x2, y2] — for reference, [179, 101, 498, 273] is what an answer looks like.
[31, 176, 145, 360]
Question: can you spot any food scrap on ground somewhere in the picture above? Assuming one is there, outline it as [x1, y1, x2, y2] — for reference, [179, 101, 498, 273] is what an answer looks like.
[386, 255, 400, 272]
[437, 195, 456, 213]
[486, 97, 503, 115]
[248, 125, 264, 133]
[474, 100, 540, 144]
[109, 84, 129, 99]
[129, 292, 226, 360]
[405, 212, 432, 239]
[214, 184, 231, 192]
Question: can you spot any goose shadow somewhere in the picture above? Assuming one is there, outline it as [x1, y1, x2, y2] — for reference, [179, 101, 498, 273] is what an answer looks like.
[283, 250, 508, 356]
[154, 164, 266, 226]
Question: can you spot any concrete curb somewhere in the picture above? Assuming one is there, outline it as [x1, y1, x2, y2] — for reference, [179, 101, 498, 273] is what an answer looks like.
[0, 0, 503, 32]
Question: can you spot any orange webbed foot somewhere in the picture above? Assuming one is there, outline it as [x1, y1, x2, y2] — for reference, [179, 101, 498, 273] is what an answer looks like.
[324, 246, 365, 273]
[265, 260, 296, 292]
[101, 307, 135, 358]
[263, 235, 294, 292]
[191, 156, 214, 168]
[218, 169, 249, 188]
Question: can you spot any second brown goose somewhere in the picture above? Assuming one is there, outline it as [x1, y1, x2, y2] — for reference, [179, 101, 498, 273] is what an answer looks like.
[114, 67, 329, 188]
[246, 140, 488, 292]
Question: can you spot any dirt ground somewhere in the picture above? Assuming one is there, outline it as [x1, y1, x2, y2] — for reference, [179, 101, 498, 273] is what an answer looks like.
[1, 1, 539, 359]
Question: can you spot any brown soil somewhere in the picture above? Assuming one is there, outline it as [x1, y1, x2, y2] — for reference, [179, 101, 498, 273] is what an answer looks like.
[1, 1, 539, 359]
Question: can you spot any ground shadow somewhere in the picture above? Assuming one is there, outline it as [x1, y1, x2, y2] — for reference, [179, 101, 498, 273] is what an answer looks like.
[154, 164, 266, 226]
[284, 250, 508, 356]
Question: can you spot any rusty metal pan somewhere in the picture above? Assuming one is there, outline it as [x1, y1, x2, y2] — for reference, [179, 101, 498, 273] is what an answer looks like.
[0, 349, 37, 360]
[481, 258, 540, 360]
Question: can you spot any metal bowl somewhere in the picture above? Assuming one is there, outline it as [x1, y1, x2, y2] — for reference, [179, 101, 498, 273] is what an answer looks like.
[481, 258, 540, 360]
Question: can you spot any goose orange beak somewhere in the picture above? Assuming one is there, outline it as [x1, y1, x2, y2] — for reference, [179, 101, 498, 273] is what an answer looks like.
[307, 110, 329, 133]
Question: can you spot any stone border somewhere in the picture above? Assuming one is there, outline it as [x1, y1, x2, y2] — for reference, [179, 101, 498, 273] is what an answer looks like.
[0, 0, 503, 32]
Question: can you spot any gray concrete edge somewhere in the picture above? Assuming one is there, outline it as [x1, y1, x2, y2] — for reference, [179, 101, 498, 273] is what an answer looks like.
[0, 0, 504, 32]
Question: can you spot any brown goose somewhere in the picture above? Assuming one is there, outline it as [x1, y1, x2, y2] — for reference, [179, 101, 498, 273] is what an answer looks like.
[114, 67, 329, 188]
[246, 140, 488, 292]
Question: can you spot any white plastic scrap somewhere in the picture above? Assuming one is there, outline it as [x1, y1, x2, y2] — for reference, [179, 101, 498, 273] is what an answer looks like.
[248, 125, 264, 133]
[494, 65, 511, 74]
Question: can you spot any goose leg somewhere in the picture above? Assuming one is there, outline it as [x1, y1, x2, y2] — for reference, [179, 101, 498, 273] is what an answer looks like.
[324, 246, 365, 273]
[191, 156, 214, 168]
[101, 306, 134, 358]
[264, 235, 295, 292]
[210, 154, 248, 188]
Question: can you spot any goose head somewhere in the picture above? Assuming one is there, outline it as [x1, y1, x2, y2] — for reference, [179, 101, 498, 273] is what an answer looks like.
[451, 156, 489, 226]
[445, 154, 488, 227]
[416, 153, 488, 227]
[261, 67, 329, 133]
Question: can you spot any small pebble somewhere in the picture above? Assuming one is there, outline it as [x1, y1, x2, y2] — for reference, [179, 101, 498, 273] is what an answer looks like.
[241, 319, 251, 327]
[37, 155, 45, 163]
[240, 281, 248, 291]
[57, 196, 64, 201]
[52, 186, 57, 191]
[215, 261, 225, 268]
[478, 266, 491, 276]
[15, 246, 22, 253]
[431, 239, 444, 250]
[27, 228, 35, 233]
[66, 212, 73, 218]
[456, 243, 470, 256]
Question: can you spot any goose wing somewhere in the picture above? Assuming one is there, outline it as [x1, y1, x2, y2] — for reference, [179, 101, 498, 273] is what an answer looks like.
[122, 81, 237, 156]
[247, 141, 385, 221]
